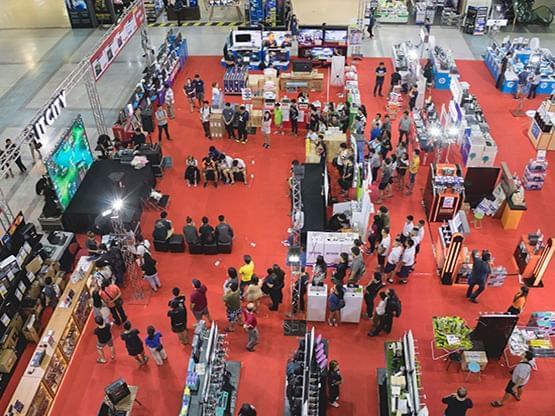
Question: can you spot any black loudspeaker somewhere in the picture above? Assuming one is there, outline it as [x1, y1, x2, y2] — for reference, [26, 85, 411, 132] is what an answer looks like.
[104, 378, 130, 406]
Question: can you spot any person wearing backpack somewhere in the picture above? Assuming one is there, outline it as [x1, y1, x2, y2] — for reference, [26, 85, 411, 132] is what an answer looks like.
[328, 284, 345, 327]
[491, 350, 535, 407]
[383, 289, 401, 334]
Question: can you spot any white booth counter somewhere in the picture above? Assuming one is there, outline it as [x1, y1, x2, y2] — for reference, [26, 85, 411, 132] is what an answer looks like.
[340, 285, 364, 323]
[307, 284, 328, 322]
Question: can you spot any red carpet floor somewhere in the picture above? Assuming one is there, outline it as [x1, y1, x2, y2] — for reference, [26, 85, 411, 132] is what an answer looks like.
[38, 56, 555, 415]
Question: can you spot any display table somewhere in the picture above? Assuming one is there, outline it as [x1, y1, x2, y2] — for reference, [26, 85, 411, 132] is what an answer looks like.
[513, 235, 554, 284]
[431, 46, 459, 90]
[305, 232, 359, 265]
[508, 326, 554, 359]
[500, 199, 527, 230]
[5, 257, 95, 415]
[306, 284, 328, 322]
[39, 232, 76, 272]
[528, 312, 555, 336]
[279, 71, 324, 93]
[423, 164, 465, 223]
[528, 100, 555, 151]
[305, 139, 321, 164]
[461, 350, 488, 371]
[340, 285, 363, 323]
[431, 316, 472, 360]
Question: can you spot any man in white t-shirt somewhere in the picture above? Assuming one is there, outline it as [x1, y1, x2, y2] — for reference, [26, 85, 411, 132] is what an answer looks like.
[165, 84, 175, 119]
[231, 158, 247, 184]
[377, 227, 391, 273]
[384, 238, 403, 284]
[492, 350, 535, 408]
[415, 219, 425, 255]
[401, 215, 414, 242]
[397, 239, 415, 284]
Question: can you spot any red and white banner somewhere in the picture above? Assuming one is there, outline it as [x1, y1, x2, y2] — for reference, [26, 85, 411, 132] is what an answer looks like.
[90, 1, 146, 81]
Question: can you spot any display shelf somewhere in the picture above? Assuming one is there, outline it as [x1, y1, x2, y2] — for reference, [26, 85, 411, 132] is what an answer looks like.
[509, 326, 554, 358]
[375, 0, 409, 23]
[42, 348, 68, 396]
[430, 45, 459, 90]
[432, 316, 472, 355]
[59, 318, 80, 363]
[423, 163, 464, 223]
[28, 382, 54, 416]
[528, 312, 555, 336]
[72, 289, 91, 331]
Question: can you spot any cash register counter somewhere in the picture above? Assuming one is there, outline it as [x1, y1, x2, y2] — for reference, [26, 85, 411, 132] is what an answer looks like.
[4, 257, 95, 416]
[279, 71, 324, 93]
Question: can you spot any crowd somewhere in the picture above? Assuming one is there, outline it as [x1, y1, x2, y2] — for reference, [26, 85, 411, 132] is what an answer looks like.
[184, 146, 248, 188]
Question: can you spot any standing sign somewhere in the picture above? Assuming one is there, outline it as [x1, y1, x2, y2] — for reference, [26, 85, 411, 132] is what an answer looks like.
[90, 1, 146, 81]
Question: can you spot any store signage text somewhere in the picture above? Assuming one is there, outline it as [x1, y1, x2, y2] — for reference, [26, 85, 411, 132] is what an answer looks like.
[33, 90, 67, 141]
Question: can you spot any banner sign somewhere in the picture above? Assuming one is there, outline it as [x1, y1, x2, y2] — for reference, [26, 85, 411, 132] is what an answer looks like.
[90, 1, 145, 81]
[33, 90, 67, 141]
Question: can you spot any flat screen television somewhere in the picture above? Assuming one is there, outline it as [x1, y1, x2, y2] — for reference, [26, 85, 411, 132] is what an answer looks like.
[298, 27, 323, 47]
[232, 30, 262, 49]
[262, 30, 292, 48]
[293, 60, 313, 73]
[310, 47, 334, 60]
[44, 116, 94, 210]
[324, 28, 348, 43]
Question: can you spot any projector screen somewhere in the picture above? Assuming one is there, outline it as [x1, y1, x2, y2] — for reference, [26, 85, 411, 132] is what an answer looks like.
[45, 115, 94, 210]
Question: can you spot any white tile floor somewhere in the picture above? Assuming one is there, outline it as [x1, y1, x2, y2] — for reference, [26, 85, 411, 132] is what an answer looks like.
[0, 21, 553, 224]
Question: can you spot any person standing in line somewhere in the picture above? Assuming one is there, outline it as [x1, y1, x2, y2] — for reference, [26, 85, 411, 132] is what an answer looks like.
[366, 9, 376, 39]
[373, 62, 387, 97]
[200, 101, 211, 139]
[5, 139, 26, 174]
[397, 239, 415, 284]
[274, 103, 284, 135]
[364, 272, 385, 318]
[376, 157, 393, 203]
[92, 290, 111, 325]
[327, 284, 345, 327]
[398, 111, 412, 145]
[348, 246, 365, 284]
[222, 102, 236, 140]
[168, 299, 189, 345]
[192, 74, 205, 107]
[93, 316, 115, 364]
[141, 252, 161, 292]
[507, 286, 529, 315]
[168, 287, 186, 309]
[144, 325, 168, 366]
[528, 69, 542, 99]
[245, 276, 264, 312]
[383, 288, 401, 333]
[238, 403, 257, 416]
[377, 227, 391, 273]
[237, 106, 250, 144]
[367, 205, 390, 254]
[262, 110, 272, 149]
[290, 100, 299, 135]
[223, 282, 242, 332]
[406, 149, 420, 195]
[243, 302, 259, 352]
[368, 291, 387, 336]
[183, 78, 196, 112]
[120, 321, 148, 366]
[164, 83, 175, 119]
[239, 255, 255, 292]
[408, 84, 418, 111]
[466, 250, 491, 303]
[328, 360, 343, 408]
[491, 350, 535, 408]
[415, 219, 426, 256]
[332, 252, 349, 285]
[190, 279, 211, 323]
[369, 147, 381, 184]
[400, 215, 414, 243]
[155, 105, 171, 142]
[442, 387, 473, 416]
[396, 152, 409, 191]
[385, 238, 403, 284]
[99, 280, 127, 325]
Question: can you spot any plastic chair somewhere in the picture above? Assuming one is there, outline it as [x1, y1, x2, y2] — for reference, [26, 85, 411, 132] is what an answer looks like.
[465, 361, 481, 381]
[445, 351, 462, 371]
[472, 211, 484, 229]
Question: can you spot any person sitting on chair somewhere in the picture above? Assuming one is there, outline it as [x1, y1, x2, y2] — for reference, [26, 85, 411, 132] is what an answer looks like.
[217, 154, 233, 185]
[184, 155, 200, 187]
[202, 156, 218, 188]
[199, 216, 216, 245]
[153, 211, 174, 242]
[231, 158, 247, 185]
[183, 216, 201, 246]
[215, 215, 234, 245]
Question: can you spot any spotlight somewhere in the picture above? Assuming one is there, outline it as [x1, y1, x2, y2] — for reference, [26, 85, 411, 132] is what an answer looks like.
[112, 199, 123, 211]
[287, 246, 301, 265]
[408, 49, 419, 60]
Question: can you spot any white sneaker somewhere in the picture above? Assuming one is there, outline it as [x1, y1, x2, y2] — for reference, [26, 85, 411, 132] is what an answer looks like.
[330, 402, 339, 408]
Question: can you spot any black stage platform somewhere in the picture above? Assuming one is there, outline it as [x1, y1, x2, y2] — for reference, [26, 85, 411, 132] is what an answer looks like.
[61, 160, 155, 232]
[301, 163, 326, 234]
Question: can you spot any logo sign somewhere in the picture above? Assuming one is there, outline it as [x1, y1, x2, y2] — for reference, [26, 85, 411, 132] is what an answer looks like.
[33, 90, 67, 141]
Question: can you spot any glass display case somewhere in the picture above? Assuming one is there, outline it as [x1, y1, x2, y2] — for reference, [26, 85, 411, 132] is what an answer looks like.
[59, 318, 80, 362]
[72, 290, 91, 331]
[28, 383, 53, 416]
[43, 348, 68, 395]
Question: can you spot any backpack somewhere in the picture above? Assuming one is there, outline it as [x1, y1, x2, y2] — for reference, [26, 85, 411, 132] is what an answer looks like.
[390, 297, 402, 317]
[338, 298, 346, 309]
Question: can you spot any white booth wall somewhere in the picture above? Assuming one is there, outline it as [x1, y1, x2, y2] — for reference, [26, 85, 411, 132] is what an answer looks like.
[0, 0, 70, 29]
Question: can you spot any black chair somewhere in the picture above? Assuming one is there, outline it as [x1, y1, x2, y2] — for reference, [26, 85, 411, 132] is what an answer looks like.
[188, 243, 204, 254]
[446, 351, 462, 371]
[153, 239, 169, 252]
[168, 235, 185, 253]
[217, 242, 232, 254]
[203, 243, 218, 255]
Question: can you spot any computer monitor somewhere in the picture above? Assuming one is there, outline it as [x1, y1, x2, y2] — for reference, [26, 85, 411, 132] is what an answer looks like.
[293, 60, 313, 73]
[298, 27, 323, 47]
[324, 28, 348, 43]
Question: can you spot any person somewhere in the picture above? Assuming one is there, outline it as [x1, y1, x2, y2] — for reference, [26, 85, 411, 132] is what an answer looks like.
[369, 147, 381, 184]
[222, 282, 241, 332]
[406, 149, 420, 195]
[327, 212, 349, 232]
[262, 110, 272, 149]
[374, 62, 387, 97]
[92, 290, 111, 324]
[496, 51, 512, 90]
[332, 252, 349, 285]
[183, 78, 196, 112]
[528, 69, 542, 99]
[96, 133, 113, 158]
[164, 83, 175, 119]
[5, 139, 26, 174]
[245, 276, 264, 311]
[192, 74, 205, 107]
[211, 82, 222, 109]
[238, 403, 257, 416]
[100, 280, 127, 325]
[398, 111, 411, 144]
[515, 68, 529, 99]
[328, 284, 345, 327]
[131, 128, 147, 148]
[491, 350, 535, 407]
[385, 238, 403, 284]
[312, 255, 327, 285]
[507, 286, 529, 315]
[376, 227, 391, 272]
[237, 106, 249, 143]
[396, 152, 409, 190]
[364, 272, 385, 318]
[274, 103, 284, 135]
[93, 316, 115, 364]
[243, 302, 259, 352]
[155, 104, 171, 142]
[168, 299, 189, 344]
[290, 100, 299, 135]
[199, 217, 215, 245]
[144, 325, 167, 366]
[120, 321, 148, 366]
[376, 158, 393, 203]
[368, 291, 388, 336]
[423, 59, 433, 87]
[328, 360, 343, 408]
[202, 156, 219, 188]
[223, 267, 239, 293]
[190, 279, 211, 323]
[349, 246, 365, 284]
[397, 239, 415, 284]
[215, 215, 234, 245]
[200, 101, 211, 139]
[231, 158, 248, 184]
[168, 287, 186, 309]
[297, 268, 310, 312]
[390, 70, 402, 93]
[338, 157, 354, 198]
[466, 250, 491, 303]
[367, 205, 390, 254]
[141, 252, 161, 292]
[216, 154, 233, 184]
[182, 216, 200, 246]
[442, 387, 473, 416]
[222, 102, 236, 139]
[266, 267, 285, 311]
[383, 288, 401, 333]
[173, 0, 185, 25]
[401, 215, 415, 243]
[366, 9, 376, 38]
[184, 155, 200, 187]
[153, 211, 174, 241]
[239, 255, 255, 291]
[408, 84, 418, 111]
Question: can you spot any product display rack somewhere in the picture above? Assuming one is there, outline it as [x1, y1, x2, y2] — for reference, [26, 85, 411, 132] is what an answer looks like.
[423, 164, 464, 223]
[522, 156, 548, 191]
[528, 100, 555, 150]
[223, 66, 249, 95]
[145, 0, 165, 22]
[429, 45, 459, 90]
[463, 6, 487, 36]
[179, 321, 240, 416]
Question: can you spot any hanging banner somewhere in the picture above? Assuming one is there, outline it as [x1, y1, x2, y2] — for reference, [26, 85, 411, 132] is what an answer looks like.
[90, 0, 145, 81]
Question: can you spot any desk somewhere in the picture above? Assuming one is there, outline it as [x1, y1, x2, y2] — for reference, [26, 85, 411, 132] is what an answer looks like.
[114, 386, 141, 413]
[39, 231, 76, 272]
[279, 71, 324, 93]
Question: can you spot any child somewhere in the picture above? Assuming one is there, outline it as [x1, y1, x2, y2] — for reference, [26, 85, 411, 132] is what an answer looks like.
[401, 215, 414, 243]
[415, 219, 426, 255]
[368, 292, 387, 336]
[141, 252, 161, 292]
[274, 103, 284, 135]
[385, 238, 403, 284]
[93, 316, 115, 364]
[120, 321, 148, 366]
[262, 111, 272, 149]
[377, 227, 391, 273]
[145, 325, 168, 366]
